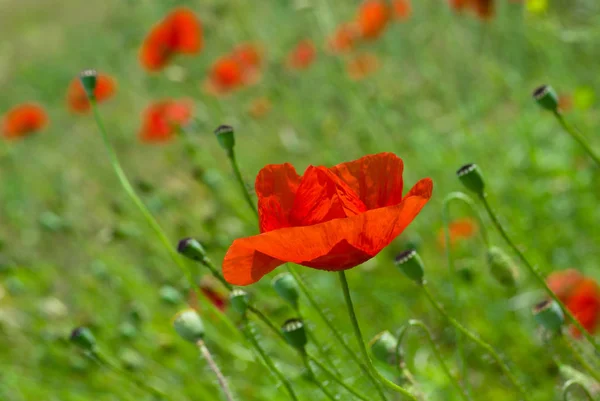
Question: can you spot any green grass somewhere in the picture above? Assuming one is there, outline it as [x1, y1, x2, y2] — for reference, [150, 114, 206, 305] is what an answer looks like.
[1, 0, 600, 400]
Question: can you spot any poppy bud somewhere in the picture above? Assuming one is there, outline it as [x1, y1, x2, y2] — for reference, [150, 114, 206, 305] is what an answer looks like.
[70, 327, 97, 351]
[369, 330, 398, 365]
[79, 69, 98, 100]
[272, 273, 300, 309]
[230, 289, 250, 315]
[533, 300, 564, 333]
[395, 249, 425, 284]
[281, 318, 307, 351]
[177, 237, 207, 262]
[159, 285, 183, 305]
[533, 85, 559, 112]
[214, 125, 235, 154]
[456, 163, 485, 196]
[173, 309, 205, 343]
[486, 246, 518, 288]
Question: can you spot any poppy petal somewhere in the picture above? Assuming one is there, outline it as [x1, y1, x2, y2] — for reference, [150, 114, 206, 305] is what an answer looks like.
[547, 269, 585, 303]
[566, 278, 600, 336]
[256, 163, 302, 233]
[139, 23, 173, 71]
[331, 152, 404, 210]
[2, 103, 48, 139]
[222, 177, 432, 285]
[168, 8, 203, 53]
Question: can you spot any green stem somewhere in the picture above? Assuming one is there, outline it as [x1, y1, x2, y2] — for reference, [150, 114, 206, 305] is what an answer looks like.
[196, 340, 236, 401]
[478, 194, 600, 354]
[395, 320, 470, 401]
[338, 271, 418, 400]
[562, 380, 595, 401]
[308, 355, 371, 401]
[303, 317, 341, 375]
[227, 150, 258, 214]
[92, 349, 171, 400]
[242, 317, 299, 401]
[287, 266, 388, 401]
[303, 353, 337, 401]
[553, 111, 600, 168]
[563, 336, 600, 384]
[421, 284, 530, 400]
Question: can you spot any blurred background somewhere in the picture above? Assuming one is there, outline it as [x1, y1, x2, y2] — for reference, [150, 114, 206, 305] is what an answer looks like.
[1, 0, 599, 400]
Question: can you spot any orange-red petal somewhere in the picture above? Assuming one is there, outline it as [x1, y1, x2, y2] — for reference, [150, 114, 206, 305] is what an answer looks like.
[139, 22, 174, 72]
[166, 8, 203, 53]
[547, 269, 585, 303]
[222, 177, 433, 285]
[392, 0, 412, 20]
[566, 278, 600, 336]
[66, 74, 117, 113]
[138, 99, 193, 143]
[286, 40, 317, 70]
[2, 103, 48, 139]
[327, 22, 359, 54]
[256, 163, 302, 233]
[357, 0, 391, 40]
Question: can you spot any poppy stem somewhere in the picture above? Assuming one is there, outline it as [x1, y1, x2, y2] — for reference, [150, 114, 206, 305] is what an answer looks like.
[338, 271, 418, 400]
[287, 266, 389, 401]
[395, 320, 471, 401]
[308, 355, 372, 401]
[91, 348, 172, 400]
[196, 339, 236, 401]
[302, 352, 337, 401]
[300, 313, 341, 376]
[552, 111, 600, 168]
[88, 101, 237, 334]
[420, 283, 530, 400]
[477, 193, 600, 354]
[562, 380, 595, 401]
[562, 335, 600, 384]
[242, 317, 300, 401]
[226, 149, 258, 214]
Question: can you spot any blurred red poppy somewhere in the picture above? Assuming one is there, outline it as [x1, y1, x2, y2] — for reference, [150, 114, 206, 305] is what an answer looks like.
[392, 0, 412, 20]
[327, 22, 360, 54]
[139, 7, 203, 71]
[286, 39, 317, 71]
[566, 278, 600, 337]
[138, 99, 193, 143]
[346, 53, 380, 80]
[547, 269, 584, 303]
[200, 281, 228, 312]
[66, 73, 117, 113]
[357, 0, 391, 40]
[204, 45, 262, 96]
[437, 217, 477, 249]
[223, 152, 433, 285]
[2, 103, 48, 140]
[232, 43, 262, 71]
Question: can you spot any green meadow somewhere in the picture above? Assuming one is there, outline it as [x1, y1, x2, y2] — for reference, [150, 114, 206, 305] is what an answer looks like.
[1, 0, 599, 400]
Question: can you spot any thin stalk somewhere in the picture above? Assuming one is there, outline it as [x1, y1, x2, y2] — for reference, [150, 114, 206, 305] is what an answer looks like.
[395, 320, 470, 401]
[338, 271, 418, 400]
[553, 111, 600, 168]
[89, 101, 235, 332]
[309, 355, 371, 401]
[478, 194, 600, 354]
[288, 266, 389, 401]
[227, 150, 257, 214]
[421, 284, 530, 400]
[304, 318, 341, 375]
[562, 380, 595, 401]
[242, 318, 299, 401]
[563, 336, 600, 384]
[196, 340, 236, 401]
[303, 353, 337, 401]
[92, 349, 171, 400]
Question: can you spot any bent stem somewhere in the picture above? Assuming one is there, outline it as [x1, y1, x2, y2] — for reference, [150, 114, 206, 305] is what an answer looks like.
[478, 194, 600, 354]
[562, 380, 595, 401]
[396, 320, 470, 401]
[553, 111, 600, 168]
[338, 271, 418, 400]
[421, 284, 530, 401]
[196, 340, 235, 401]
[302, 353, 337, 401]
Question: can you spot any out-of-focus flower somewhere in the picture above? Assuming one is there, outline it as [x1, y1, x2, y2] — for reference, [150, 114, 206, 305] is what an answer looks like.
[437, 217, 478, 249]
[2, 103, 48, 140]
[357, 0, 391, 40]
[66, 73, 117, 113]
[286, 39, 317, 71]
[547, 269, 584, 303]
[248, 97, 272, 119]
[199, 278, 228, 312]
[346, 53, 380, 81]
[204, 44, 262, 96]
[327, 22, 360, 54]
[392, 0, 412, 20]
[138, 99, 193, 143]
[222, 152, 433, 285]
[139, 7, 203, 71]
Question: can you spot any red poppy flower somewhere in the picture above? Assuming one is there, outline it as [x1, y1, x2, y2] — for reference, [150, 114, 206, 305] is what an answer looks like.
[286, 39, 317, 71]
[66, 73, 117, 113]
[546, 269, 585, 303]
[203, 56, 245, 96]
[139, 7, 203, 71]
[200, 282, 228, 312]
[2, 103, 48, 140]
[437, 217, 477, 249]
[222, 153, 433, 285]
[392, 0, 412, 20]
[232, 43, 262, 71]
[138, 99, 193, 143]
[346, 53, 380, 81]
[357, 0, 391, 40]
[566, 278, 600, 337]
[327, 22, 360, 54]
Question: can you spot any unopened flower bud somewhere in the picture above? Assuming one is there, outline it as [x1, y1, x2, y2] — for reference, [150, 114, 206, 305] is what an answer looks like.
[533, 300, 564, 333]
[486, 246, 518, 288]
[533, 85, 559, 112]
[395, 249, 425, 284]
[177, 238, 206, 262]
[272, 273, 300, 309]
[79, 69, 98, 100]
[159, 285, 183, 305]
[230, 289, 250, 315]
[457, 164, 485, 196]
[173, 309, 205, 343]
[70, 327, 96, 351]
[214, 125, 235, 154]
[282, 318, 307, 351]
[369, 330, 398, 365]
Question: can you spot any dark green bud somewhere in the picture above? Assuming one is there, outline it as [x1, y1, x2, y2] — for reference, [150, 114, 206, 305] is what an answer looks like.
[272, 273, 300, 309]
[177, 238, 206, 262]
[79, 69, 98, 100]
[456, 163, 485, 196]
[230, 289, 250, 315]
[486, 246, 518, 288]
[70, 327, 96, 351]
[214, 125, 235, 153]
[395, 249, 425, 284]
[533, 300, 564, 333]
[282, 318, 307, 351]
[533, 85, 559, 112]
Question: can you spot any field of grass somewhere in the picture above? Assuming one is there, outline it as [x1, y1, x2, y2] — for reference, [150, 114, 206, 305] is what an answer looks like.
[1, 0, 600, 400]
